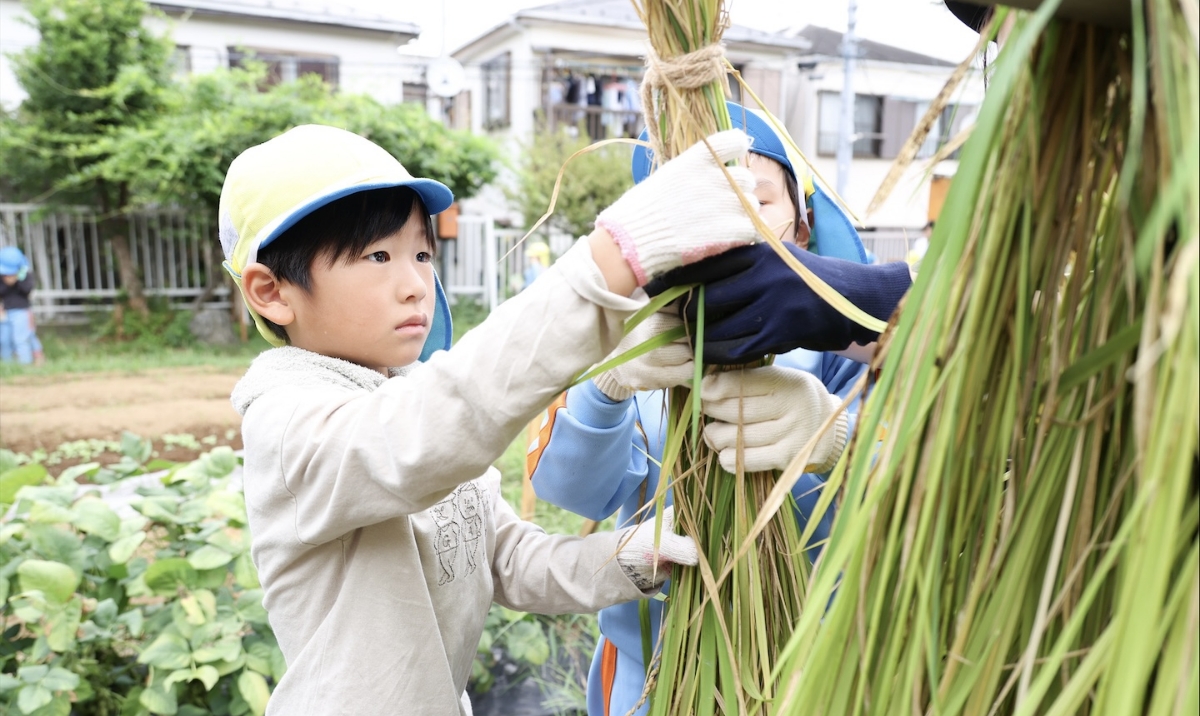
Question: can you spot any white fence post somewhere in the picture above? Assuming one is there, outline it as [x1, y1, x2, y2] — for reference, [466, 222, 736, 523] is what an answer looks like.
[483, 219, 498, 311]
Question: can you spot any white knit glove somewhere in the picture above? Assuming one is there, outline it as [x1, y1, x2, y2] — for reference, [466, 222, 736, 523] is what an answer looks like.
[595, 130, 760, 286]
[592, 312, 694, 401]
[615, 506, 698, 591]
[700, 365, 849, 474]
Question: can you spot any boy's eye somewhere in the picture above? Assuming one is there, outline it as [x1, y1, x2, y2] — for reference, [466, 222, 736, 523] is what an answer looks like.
[366, 251, 390, 263]
[416, 251, 432, 263]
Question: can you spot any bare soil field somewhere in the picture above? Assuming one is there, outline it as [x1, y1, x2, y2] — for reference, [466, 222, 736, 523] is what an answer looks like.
[0, 366, 245, 459]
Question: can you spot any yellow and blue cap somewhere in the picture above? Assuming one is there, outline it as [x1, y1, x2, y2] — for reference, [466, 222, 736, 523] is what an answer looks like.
[219, 124, 454, 359]
[631, 102, 868, 265]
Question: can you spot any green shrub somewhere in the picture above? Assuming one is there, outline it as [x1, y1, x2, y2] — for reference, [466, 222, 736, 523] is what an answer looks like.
[2, 434, 598, 714]
[507, 119, 635, 240]
[0, 444, 279, 716]
[92, 298, 196, 351]
[449, 297, 490, 344]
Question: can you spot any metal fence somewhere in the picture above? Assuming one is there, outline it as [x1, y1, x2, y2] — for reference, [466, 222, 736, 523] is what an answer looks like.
[1, 203, 527, 323]
[437, 220, 577, 311]
[2, 201, 917, 326]
[0, 203, 228, 323]
[859, 230, 917, 264]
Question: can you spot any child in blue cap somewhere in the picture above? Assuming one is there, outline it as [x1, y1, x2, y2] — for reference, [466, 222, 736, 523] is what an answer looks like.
[526, 101, 913, 716]
[0, 246, 39, 365]
[218, 123, 772, 714]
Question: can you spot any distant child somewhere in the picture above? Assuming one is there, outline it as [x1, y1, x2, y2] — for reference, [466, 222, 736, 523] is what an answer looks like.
[522, 240, 551, 290]
[0, 246, 39, 365]
[220, 124, 762, 714]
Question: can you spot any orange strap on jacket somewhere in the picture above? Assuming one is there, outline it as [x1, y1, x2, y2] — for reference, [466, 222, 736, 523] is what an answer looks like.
[600, 637, 619, 715]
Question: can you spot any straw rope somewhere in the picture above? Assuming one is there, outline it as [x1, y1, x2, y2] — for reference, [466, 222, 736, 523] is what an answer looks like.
[639, 43, 727, 164]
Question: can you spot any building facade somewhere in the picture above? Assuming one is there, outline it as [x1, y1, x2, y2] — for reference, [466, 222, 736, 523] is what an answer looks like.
[0, 0, 427, 109]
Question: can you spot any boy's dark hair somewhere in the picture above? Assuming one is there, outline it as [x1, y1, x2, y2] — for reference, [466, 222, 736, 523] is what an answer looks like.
[257, 186, 436, 344]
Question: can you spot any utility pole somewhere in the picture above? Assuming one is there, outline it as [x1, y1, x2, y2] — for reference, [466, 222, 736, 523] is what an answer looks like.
[836, 0, 859, 197]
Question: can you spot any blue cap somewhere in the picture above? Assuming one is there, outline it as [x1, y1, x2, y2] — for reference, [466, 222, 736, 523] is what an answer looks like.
[0, 246, 27, 276]
[631, 101, 796, 184]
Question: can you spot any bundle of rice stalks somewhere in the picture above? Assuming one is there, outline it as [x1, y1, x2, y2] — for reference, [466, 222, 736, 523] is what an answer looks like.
[627, 2, 833, 714]
[770, 1, 1199, 714]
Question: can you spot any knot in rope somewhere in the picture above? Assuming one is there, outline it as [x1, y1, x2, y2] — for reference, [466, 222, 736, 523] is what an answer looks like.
[639, 43, 727, 166]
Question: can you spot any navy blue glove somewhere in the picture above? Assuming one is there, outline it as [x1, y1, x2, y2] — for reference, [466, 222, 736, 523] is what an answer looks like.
[645, 243, 912, 363]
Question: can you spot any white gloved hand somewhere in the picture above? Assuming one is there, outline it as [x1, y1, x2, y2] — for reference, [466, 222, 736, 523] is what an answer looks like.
[700, 365, 849, 474]
[615, 506, 698, 591]
[592, 312, 694, 401]
[595, 130, 760, 286]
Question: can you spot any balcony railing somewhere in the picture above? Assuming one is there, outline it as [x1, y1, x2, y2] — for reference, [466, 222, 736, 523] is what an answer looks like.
[545, 104, 645, 142]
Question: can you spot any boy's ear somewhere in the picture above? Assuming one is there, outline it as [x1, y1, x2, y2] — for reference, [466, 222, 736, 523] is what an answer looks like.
[241, 263, 295, 327]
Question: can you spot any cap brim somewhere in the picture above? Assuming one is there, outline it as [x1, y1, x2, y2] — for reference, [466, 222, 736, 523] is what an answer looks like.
[255, 176, 454, 256]
[420, 271, 453, 361]
[809, 184, 869, 264]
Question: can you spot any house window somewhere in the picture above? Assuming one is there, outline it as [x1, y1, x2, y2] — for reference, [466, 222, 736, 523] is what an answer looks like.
[916, 102, 977, 159]
[482, 53, 511, 130]
[818, 92, 884, 158]
[403, 82, 429, 105]
[228, 47, 339, 88]
[727, 63, 745, 103]
[171, 45, 192, 75]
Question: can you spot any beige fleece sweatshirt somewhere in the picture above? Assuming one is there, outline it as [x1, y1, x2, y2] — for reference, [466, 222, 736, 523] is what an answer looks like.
[230, 242, 653, 715]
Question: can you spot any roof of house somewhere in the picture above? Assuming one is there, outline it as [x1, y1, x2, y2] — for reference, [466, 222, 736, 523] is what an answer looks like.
[791, 25, 955, 67]
[151, 1, 421, 37]
[457, 0, 811, 56]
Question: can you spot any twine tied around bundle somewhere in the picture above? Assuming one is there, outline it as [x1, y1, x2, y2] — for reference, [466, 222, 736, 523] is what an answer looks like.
[639, 43, 729, 166]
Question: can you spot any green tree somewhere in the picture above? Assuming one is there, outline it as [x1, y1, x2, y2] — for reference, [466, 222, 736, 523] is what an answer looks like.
[98, 66, 499, 215]
[507, 120, 635, 240]
[0, 0, 173, 315]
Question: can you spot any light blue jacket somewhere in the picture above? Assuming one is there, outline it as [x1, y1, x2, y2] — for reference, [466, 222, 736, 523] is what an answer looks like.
[529, 349, 864, 715]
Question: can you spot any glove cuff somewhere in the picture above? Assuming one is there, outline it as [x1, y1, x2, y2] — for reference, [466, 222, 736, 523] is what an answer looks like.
[596, 211, 672, 287]
[845, 260, 912, 344]
[593, 371, 636, 402]
[807, 400, 850, 474]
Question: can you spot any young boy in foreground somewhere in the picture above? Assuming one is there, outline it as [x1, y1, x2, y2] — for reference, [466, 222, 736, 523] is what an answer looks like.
[219, 124, 760, 714]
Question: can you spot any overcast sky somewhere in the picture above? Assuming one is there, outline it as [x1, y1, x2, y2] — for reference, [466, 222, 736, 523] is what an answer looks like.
[370, 0, 981, 62]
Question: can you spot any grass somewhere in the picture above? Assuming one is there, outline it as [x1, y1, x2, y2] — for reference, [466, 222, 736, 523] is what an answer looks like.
[1, 299, 494, 380]
[0, 325, 272, 379]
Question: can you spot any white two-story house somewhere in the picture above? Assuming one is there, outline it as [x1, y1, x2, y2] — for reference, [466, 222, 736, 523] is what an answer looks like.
[0, 0, 428, 108]
[449, 1, 985, 242]
[784, 25, 986, 239]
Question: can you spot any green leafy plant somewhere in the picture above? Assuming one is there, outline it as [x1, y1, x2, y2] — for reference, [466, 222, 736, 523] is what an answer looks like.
[92, 300, 197, 351]
[3, 432, 603, 714]
[0, 446, 281, 716]
[506, 118, 634, 240]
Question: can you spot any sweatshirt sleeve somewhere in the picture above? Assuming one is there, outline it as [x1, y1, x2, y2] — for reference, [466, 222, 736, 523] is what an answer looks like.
[490, 493, 651, 613]
[528, 380, 651, 522]
[242, 242, 646, 546]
